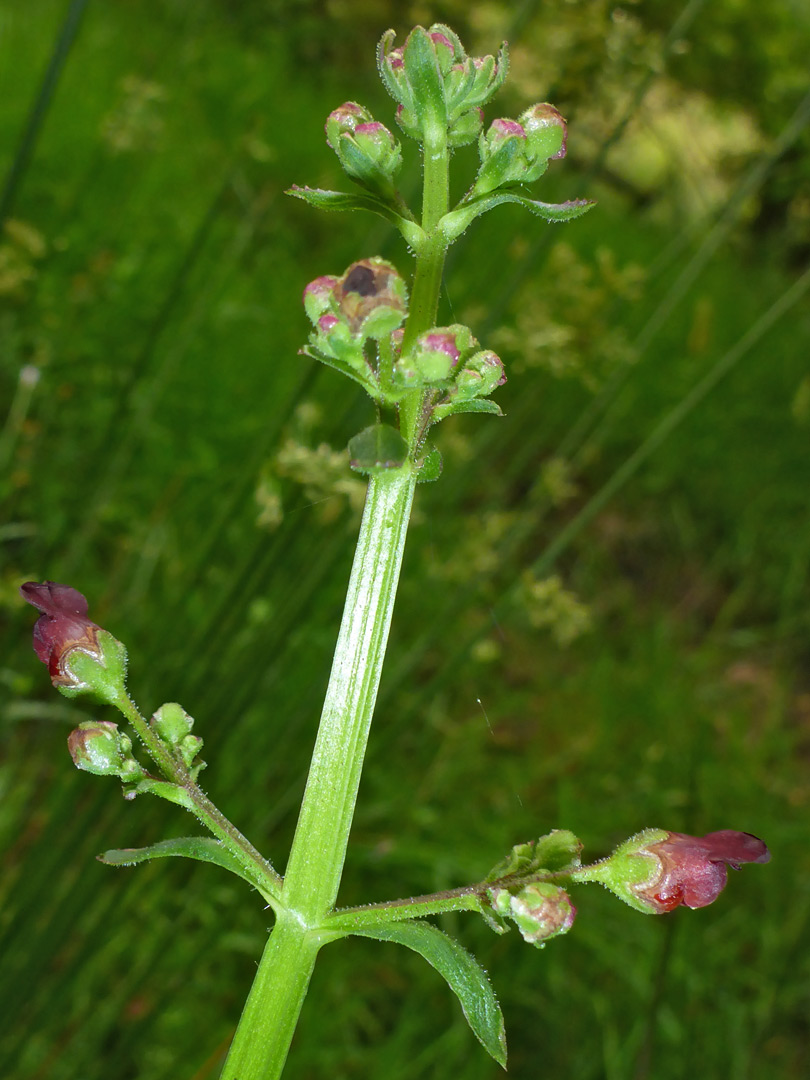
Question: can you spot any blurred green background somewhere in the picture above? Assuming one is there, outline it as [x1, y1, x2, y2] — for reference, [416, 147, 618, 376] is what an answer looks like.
[1, 0, 809, 1077]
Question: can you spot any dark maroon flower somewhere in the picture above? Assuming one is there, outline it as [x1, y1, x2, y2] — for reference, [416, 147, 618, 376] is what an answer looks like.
[20, 581, 102, 687]
[644, 830, 771, 912]
[579, 827, 771, 914]
[21, 581, 129, 704]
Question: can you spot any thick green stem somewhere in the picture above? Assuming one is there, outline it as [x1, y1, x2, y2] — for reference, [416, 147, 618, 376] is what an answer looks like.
[218, 913, 322, 1080]
[220, 107, 449, 1080]
[220, 467, 417, 1079]
[399, 120, 450, 446]
[283, 466, 417, 919]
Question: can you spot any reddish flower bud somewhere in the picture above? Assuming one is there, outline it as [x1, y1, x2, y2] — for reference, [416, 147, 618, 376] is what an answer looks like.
[325, 102, 371, 151]
[519, 103, 567, 161]
[578, 828, 771, 914]
[490, 882, 576, 946]
[335, 257, 407, 338]
[303, 275, 339, 325]
[20, 581, 128, 704]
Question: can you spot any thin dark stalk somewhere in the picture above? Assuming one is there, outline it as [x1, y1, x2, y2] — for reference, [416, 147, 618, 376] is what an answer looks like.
[0, 0, 90, 229]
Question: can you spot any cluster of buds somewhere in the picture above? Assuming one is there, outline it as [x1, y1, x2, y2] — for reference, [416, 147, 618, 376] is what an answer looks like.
[488, 882, 576, 947]
[378, 24, 507, 147]
[151, 702, 205, 781]
[21, 582, 207, 787]
[575, 828, 771, 913]
[393, 323, 504, 395]
[471, 104, 568, 198]
[302, 258, 408, 400]
[325, 102, 402, 200]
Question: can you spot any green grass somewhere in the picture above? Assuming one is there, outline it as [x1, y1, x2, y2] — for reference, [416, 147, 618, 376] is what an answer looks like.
[1, 1, 809, 1077]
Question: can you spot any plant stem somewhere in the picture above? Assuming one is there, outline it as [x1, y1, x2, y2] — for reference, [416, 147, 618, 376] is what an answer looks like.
[220, 111, 450, 1080]
[116, 695, 283, 899]
[220, 466, 417, 1079]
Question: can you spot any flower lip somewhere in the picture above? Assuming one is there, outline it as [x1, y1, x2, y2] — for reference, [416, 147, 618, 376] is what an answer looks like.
[20, 581, 101, 681]
[646, 830, 770, 911]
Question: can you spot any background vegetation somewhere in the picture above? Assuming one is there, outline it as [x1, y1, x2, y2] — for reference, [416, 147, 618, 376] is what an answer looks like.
[1, 0, 808, 1076]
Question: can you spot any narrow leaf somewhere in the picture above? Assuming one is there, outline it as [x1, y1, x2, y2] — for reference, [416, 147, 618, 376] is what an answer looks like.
[353, 921, 506, 1068]
[441, 192, 594, 243]
[286, 186, 422, 247]
[98, 836, 268, 895]
[432, 397, 503, 422]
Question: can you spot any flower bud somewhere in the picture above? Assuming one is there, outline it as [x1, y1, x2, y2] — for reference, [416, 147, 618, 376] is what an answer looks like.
[519, 103, 567, 161]
[335, 257, 407, 339]
[578, 828, 771, 914]
[68, 721, 143, 780]
[151, 702, 194, 747]
[472, 119, 529, 196]
[325, 102, 372, 151]
[489, 882, 576, 946]
[326, 104, 403, 197]
[519, 103, 567, 183]
[302, 275, 339, 325]
[379, 25, 506, 143]
[20, 581, 128, 706]
[454, 350, 506, 399]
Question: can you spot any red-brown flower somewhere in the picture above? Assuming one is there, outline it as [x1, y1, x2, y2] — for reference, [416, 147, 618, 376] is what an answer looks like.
[642, 830, 771, 912]
[20, 581, 128, 702]
[580, 827, 771, 914]
[21, 582, 101, 685]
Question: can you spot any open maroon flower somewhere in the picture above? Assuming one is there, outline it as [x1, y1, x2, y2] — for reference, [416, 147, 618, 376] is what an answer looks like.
[642, 830, 771, 912]
[21, 582, 101, 685]
[578, 827, 771, 914]
[20, 581, 128, 702]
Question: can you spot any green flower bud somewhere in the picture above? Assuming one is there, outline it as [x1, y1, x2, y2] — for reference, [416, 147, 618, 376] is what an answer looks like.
[67, 721, 143, 780]
[151, 702, 194, 747]
[489, 882, 576, 946]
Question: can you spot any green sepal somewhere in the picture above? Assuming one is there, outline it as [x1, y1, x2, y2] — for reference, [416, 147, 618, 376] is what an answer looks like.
[300, 346, 381, 401]
[432, 398, 503, 423]
[352, 921, 507, 1069]
[286, 186, 423, 248]
[531, 829, 583, 873]
[57, 635, 128, 707]
[416, 445, 442, 483]
[377, 29, 412, 110]
[472, 137, 529, 198]
[402, 26, 448, 131]
[337, 135, 399, 201]
[97, 836, 273, 899]
[440, 194, 595, 244]
[348, 424, 409, 474]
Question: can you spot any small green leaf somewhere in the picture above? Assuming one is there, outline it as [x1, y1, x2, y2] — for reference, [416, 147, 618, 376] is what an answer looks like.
[353, 921, 506, 1068]
[98, 836, 271, 896]
[286, 186, 423, 248]
[432, 398, 503, 423]
[300, 346, 381, 401]
[416, 445, 442, 483]
[348, 424, 409, 474]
